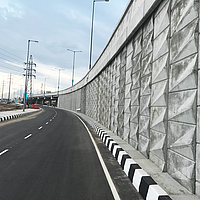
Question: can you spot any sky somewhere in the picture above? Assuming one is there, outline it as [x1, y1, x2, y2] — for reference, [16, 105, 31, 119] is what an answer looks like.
[0, 0, 130, 100]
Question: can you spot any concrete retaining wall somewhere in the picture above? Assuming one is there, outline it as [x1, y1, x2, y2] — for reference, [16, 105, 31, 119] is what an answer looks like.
[58, 0, 200, 196]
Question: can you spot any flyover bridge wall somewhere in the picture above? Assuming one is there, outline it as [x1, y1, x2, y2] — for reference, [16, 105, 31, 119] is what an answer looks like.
[58, 0, 200, 195]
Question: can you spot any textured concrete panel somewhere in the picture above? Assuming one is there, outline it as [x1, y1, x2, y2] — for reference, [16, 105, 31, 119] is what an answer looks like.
[153, 27, 169, 60]
[124, 99, 131, 114]
[125, 83, 132, 99]
[170, 19, 198, 63]
[132, 71, 141, 89]
[132, 53, 141, 74]
[142, 32, 153, 58]
[140, 95, 150, 116]
[168, 121, 195, 160]
[143, 16, 154, 38]
[138, 135, 150, 158]
[130, 122, 138, 142]
[126, 53, 133, 71]
[196, 144, 200, 181]
[131, 106, 139, 123]
[150, 129, 166, 171]
[151, 80, 167, 107]
[197, 107, 200, 143]
[139, 116, 150, 138]
[169, 54, 197, 92]
[141, 53, 152, 76]
[131, 88, 140, 106]
[171, 0, 198, 36]
[152, 53, 168, 84]
[151, 107, 167, 133]
[167, 150, 195, 193]
[133, 35, 142, 57]
[141, 74, 151, 95]
[168, 90, 196, 124]
[154, 1, 170, 38]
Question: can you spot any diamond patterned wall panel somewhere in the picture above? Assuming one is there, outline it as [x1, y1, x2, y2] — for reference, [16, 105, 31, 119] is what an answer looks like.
[150, 129, 167, 171]
[142, 32, 153, 58]
[171, 0, 198, 36]
[141, 53, 152, 77]
[170, 19, 198, 64]
[151, 80, 168, 107]
[153, 27, 169, 61]
[133, 34, 142, 57]
[167, 150, 195, 193]
[168, 90, 196, 124]
[151, 107, 167, 134]
[154, 1, 170, 38]
[130, 106, 139, 123]
[152, 53, 168, 84]
[130, 122, 139, 149]
[141, 74, 151, 96]
[168, 121, 195, 160]
[131, 88, 140, 106]
[138, 134, 150, 158]
[169, 54, 197, 92]
[132, 53, 141, 74]
[140, 95, 150, 116]
[139, 116, 150, 138]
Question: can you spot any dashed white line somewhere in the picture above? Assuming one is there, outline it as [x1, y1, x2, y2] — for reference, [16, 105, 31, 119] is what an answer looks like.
[46, 122, 49, 125]
[0, 149, 9, 156]
[50, 119, 52, 122]
[24, 134, 32, 140]
[38, 126, 43, 130]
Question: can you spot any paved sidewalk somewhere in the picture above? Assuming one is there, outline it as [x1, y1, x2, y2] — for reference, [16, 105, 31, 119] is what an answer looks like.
[0, 108, 42, 122]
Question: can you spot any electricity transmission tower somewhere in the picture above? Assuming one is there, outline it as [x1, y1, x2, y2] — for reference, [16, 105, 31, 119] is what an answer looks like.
[23, 55, 36, 99]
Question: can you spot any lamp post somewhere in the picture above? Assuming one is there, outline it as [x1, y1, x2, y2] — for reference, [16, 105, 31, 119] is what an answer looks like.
[67, 49, 82, 86]
[89, 0, 109, 70]
[55, 68, 65, 98]
[23, 39, 38, 112]
[44, 77, 49, 96]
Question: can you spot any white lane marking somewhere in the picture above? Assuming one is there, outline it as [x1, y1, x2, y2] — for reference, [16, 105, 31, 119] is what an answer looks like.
[24, 134, 32, 140]
[76, 115, 121, 200]
[50, 119, 52, 122]
[38, 126, 43, 130]
[0, 149, 9, 156]
[46, 122, 49, 125]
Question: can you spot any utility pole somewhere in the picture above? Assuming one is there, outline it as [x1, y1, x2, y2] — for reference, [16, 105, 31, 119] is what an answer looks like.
[7, 73, 12, 102]
[1, 80, 5, 100]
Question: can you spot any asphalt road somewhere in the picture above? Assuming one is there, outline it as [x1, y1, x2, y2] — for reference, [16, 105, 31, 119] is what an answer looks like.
[0, 106, 142, 200]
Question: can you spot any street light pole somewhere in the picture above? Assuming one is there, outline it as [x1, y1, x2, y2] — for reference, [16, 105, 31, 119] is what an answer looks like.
[55, 68, 65, 97]
[89, 0, 109, 70]
[67, 49, 82, 86]
[23, 39, 38, 112]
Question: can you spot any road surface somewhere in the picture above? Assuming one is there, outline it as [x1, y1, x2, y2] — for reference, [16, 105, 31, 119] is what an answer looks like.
[0, 106, 142, 200]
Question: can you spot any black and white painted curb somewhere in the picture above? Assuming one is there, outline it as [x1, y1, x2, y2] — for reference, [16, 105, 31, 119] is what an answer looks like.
[75, 113, 172, 200]
[0, 109, 41, 122]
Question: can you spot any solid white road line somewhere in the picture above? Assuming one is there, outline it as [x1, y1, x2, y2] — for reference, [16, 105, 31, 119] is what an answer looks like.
[24, 134, 32, 140]
[76, 115, 121, 200]
[38, 126, 43, 130]
[0, 149, 9, 156]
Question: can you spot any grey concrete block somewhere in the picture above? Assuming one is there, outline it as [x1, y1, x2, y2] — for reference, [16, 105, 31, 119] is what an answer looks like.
[152, 53, 168, 83]
[168, 90, 197, 124]
[167, 149, 195, 193]
[169, 54, 197, 92]
[150, 107, 167, 133]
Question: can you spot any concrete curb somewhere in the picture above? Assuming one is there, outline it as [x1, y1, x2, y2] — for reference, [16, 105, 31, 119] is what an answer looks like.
[0, 109, 42, 122]
[93, 124, 172, 200]
[75, 112, 172, 200]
